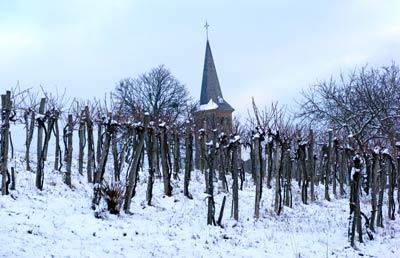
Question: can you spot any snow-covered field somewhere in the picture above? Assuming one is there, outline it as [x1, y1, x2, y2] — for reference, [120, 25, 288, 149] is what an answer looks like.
[1, 153, 399, 258]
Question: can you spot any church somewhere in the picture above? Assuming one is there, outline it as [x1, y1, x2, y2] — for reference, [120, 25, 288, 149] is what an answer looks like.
[193, 27, 234, 134]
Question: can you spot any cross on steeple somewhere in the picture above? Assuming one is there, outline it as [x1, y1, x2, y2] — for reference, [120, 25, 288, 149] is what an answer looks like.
[204, 21, 210, 39]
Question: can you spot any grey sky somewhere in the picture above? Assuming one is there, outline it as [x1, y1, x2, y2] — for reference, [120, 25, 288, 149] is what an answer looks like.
[1, 0, 399, 118]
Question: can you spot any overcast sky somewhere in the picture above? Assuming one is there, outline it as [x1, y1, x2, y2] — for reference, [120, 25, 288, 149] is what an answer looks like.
[1, 0, 399, 118]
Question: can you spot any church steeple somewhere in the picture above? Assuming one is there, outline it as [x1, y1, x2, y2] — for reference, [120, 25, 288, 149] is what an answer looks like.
[199, 39, 234, 112]
[194, 24, 234, 169]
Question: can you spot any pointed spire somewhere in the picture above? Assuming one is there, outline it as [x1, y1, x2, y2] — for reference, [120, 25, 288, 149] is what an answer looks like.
[199, 40, 234, 112]
[204, 21, 210, 40]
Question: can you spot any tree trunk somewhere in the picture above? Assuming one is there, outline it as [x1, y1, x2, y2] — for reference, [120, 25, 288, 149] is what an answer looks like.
[53, 111, 62, 171]
[218, 135, 228, 193]
[377, 153, 385, 228]
[96, 123, 102, 165]
[370, 152, 379, 232]
[85, 106, 94, 183]
[111, 128, 119, 181]
[123, 114, 149, 213]
[64, 114, 73, 188]
[78, 110, 86, 176]
[308, 129, 315, 202]
[339, 145, 347, 197]
[173, 125, 180, 180]
[283, 148, 292, 207]
[266, 140, 273, 189]
[250, 143, 255, 182]
[146, 125, 157, 204]
[35, 98, 46, 190]
[199, 128, 207, 192]
[325, 130, 332, 201]
[232, 139, 239, 221]
[364, 155, 372, 195]
[24, 110, 35, 171]
[184, 121, 193, 199]
[160, 125, 173, 196]
[299, 142, 307, 204]
[1, 91, 11, 195]
[253, 135, 261, 218]
[397, 148, 400, 215]
[349, 155, 363, 247]
[239, 150, 245, 191]
[92, 119, 114, 209]
[332, 139, 339, 197]
[207, 129, 217, 225]
[42, 109, 55, 162]
[10, 167, 15, 191]
[385, 154, 395, 220]
[318, 144, 327, 185]
[274, 135, 283, 215]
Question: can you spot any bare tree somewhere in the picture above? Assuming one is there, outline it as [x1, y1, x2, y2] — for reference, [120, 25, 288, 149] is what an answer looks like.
[298, 63, 400, 151]
[114, 65, 193, 124]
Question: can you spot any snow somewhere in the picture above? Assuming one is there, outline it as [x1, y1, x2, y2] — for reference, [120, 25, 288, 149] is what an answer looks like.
[1, 152, 400, 258]
[35, 114, 45, 120]
[232, 135, 241, 143]
[382, 148, 390, 155]
[111, 120, 120, 126]
[350, 167, 361, 178]
[199, 99, 218, 111]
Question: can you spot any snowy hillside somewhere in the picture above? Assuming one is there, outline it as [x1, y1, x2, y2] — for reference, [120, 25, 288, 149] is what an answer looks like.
[0, 153, 399, 258]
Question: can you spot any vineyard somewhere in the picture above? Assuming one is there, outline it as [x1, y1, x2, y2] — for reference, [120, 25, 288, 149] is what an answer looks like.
[1, 73, 400, 257]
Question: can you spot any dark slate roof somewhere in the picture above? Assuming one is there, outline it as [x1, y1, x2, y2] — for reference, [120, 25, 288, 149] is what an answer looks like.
[199, 40, 234, 112]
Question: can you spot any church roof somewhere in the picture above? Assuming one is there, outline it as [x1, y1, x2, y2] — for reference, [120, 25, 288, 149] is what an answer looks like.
[199, 40, 234, 112]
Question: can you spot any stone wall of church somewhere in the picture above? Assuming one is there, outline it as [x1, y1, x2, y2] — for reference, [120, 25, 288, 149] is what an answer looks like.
[193, 109, 233, 134]
[193, 109, 233, 169]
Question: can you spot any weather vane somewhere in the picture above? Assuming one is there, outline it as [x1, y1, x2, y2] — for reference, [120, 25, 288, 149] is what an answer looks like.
[204, 20, 210, 39]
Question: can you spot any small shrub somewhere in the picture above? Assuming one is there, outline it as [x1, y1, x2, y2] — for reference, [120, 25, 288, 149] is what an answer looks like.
[101, 180, 125, 215]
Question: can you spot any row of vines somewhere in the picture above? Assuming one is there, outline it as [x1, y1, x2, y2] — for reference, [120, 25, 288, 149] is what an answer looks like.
[1, 88, 399, 248]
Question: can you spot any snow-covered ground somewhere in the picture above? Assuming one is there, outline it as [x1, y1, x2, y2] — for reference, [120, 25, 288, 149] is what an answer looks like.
[1, 153, 399, 258]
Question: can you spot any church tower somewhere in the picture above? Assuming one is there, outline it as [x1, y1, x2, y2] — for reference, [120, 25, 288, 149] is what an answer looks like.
[194, 28, 234, 134]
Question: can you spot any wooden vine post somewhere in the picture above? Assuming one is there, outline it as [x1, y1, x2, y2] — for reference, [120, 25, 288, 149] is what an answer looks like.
[325, 129, 332, 201]
[123, 113, 149, 213]
[65, 114, 73, 187]
[1, 91, 11, 195]
[207, 129, 217, 225]
[85, 106, 94, 183]
[35, 98, 46, 190]
[253, 133, 261, 218]
[231, 135, 240, 221]
[184, 121, 193, 199]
